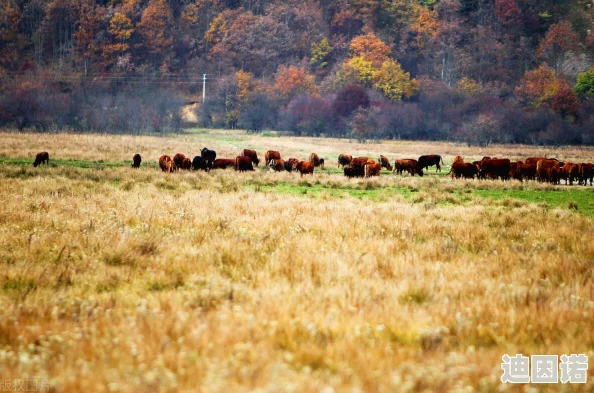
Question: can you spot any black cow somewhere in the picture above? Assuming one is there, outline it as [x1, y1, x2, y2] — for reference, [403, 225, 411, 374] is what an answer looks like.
[201, 147, 216, 164]
[192, 156, 210, 171]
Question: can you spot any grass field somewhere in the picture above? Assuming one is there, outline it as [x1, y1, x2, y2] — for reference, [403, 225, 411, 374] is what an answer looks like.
[1, 130, 593, 392]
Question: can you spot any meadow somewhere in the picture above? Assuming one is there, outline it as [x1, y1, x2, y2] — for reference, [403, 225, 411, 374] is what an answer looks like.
[0, 130, 593, 393]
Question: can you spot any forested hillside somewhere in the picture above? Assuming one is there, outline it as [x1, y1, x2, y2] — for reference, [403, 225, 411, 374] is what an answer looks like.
[1, 0, 594, 145]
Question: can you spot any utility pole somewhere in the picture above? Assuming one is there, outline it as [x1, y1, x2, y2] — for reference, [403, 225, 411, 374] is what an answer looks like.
[202, 74, 207, 102]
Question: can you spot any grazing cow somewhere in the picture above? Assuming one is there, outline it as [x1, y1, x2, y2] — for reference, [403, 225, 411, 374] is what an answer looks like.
[479, 159, 511, 181]
[293, 161, 314, 177]
[350, 157, 372, 177]
[235, 156, 254, 172]
[131, 154, 141, 168]
[284, 158, 298, 172]
[559, 162, 580, 185]
[579, 163, 593, 186]
[344, 167, 358, 178]
[242, 149, 260, 166]
[378, 155, 393, 171]
[452, 156, 464, 164]
[319, 158, 325, 169]
[338, 154, 353, 168]
[33, 152, 50, 167]
[365, 162, 381, 177]
[173, 153, 186, 169]
[509, 161, 523, 181]
[212, 158, 236, 169]
[269, 158, 285, 172]
[192, 156, 209, 171]
[518, 162, 537, 181]
[309, 153, 322, 168]
[265, 150, 281, 166]
[159, 155, 175, 173]
[450, 162, 479, 179]
[201, 147, 216, 164]
[394, 159, 423, 176]
[536, 159, 560, 184]
[418, 155, 444, 172]
[181, 157, 192, 170]
[525, 157, 547, 167]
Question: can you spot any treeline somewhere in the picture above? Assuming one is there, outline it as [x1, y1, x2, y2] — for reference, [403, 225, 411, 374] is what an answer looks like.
[1, 0, 594, 144]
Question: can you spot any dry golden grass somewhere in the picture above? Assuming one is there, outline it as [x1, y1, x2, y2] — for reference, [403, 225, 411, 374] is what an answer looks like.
[0, 131, 593, 392]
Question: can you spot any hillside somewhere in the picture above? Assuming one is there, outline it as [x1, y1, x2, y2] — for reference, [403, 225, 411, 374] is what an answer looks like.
[1, 0, 594, 144]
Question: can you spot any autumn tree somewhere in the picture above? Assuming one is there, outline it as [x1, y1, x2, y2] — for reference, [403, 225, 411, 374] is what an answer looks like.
[73, 0, 103, 73]
[515, 66, 557, 105]
[349, 31, 390, 67]
[537, 22, 580, 74]
[515, 66, 579, 118]
[335, 56, 374, 87]
[0, 0, 25, 71]
[274, 65, 319, 98]
[100, 12, 134, 71]
[311, 38, 331, 69]
[137, 0, 174, 68]
[372, 59, 419, 101]
[495, 0, 521, 26]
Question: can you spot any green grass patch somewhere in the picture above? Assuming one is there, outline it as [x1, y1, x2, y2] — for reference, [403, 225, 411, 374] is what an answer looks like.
[0, 157, 159, 169]
[470, 188, 594, 217]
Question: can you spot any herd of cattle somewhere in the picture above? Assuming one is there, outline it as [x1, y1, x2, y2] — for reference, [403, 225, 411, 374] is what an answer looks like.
[32, 149, 593, 186]
[449, 156, 594, 185]
[153, 148, 325, 176]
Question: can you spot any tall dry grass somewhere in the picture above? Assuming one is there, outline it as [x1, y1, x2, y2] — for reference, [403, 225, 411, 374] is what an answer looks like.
[0, 132, 593, 392]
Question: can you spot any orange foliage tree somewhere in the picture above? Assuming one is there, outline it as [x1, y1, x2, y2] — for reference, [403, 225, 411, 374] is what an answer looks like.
[349, 32, 391, 67]
[274, 65, 319, 98]
[515, 66, 579, 118]
[537, 22, 580, 74]
[137, 0, 174, 67]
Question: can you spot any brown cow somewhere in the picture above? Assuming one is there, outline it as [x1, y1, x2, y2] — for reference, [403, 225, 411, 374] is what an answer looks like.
[579, 163, 593, 186]
[452, 156, 464, 164]
[338, 154, 353, 168]
[518, 162, 537, 181]
[450, 162, 479, 179]
[212, 158, 236, 169]
[159, 155, 175, 173]
[378, 155, 393, 171]
[479, 159, 511, 181]
[365, 162, 381, 177]
[181, 157, 192, 170]
[235, 156, 254, 172]
[269, 158, 285, 172]
[509, 161, 522, 181]
[33, 152, 50, 167]
[559, 162, 580, 185]
[525, 157, 547, 167]
[309, 153, 321, 168]
[293, 161, 314, 177]
[265, 150, 281, 166]
[350, 157, 372, 177]
[131, 153, 141, 168]
[173, 153, 186, 169]
[536, 159, 560, 184]
[418, 155, 444, 172]
[284, 158, 298, 172]
[394, 159, 423, 176]
[242, 149, 260, 166]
